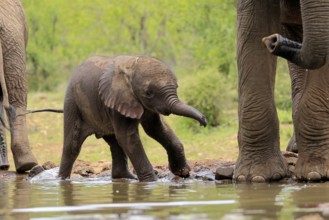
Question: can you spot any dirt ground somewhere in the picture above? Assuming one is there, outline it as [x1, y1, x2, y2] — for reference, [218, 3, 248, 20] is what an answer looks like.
[37, 158, 234, 181]
[0, 151, 297, 181]
[30, 151, 297, 181]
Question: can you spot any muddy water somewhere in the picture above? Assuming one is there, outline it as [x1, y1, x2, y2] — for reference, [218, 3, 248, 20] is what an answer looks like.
[1, 170, 329, 219]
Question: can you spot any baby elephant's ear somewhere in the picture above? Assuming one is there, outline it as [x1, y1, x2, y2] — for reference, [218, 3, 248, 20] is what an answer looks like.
[98, 64, 144, 119]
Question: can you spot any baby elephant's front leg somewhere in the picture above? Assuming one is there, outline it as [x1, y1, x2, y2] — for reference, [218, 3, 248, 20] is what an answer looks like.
[141, 112, 190, 177]
[113, 113, 157, 182]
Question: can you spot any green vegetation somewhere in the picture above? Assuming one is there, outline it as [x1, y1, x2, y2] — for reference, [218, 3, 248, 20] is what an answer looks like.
[23, 0, 236, 91]
[6, 1, 294, 169]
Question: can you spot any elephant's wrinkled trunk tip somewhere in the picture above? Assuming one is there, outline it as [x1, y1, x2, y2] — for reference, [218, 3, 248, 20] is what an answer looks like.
[262, 34, 279, 54]
[263, 34, 302, 55]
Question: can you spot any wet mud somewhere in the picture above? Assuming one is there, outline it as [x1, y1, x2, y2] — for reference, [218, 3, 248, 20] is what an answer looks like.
[2, 151, 297, 182]
[36, 159, 235, 181]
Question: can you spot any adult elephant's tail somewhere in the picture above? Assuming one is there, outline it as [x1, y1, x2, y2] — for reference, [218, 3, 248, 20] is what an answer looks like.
[0, 40, 16, 129]
[0, 39, 14, 170]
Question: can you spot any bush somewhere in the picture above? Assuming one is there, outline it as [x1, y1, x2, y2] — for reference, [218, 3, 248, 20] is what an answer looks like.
[180, 68, 228, 128]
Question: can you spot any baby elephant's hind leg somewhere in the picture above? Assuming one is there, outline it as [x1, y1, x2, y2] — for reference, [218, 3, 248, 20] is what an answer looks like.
[103, 135, 136, 180]
[141, 112, 190, 177]
[58, 103, 90, 179]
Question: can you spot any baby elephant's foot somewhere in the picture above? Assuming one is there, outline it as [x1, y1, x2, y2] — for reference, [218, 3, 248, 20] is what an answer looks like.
[137, 170, 158, 182]
[112, 169, 137, 180]
[234, 153, 288, 183]
[171, 165, 191, 178]
[294, 153, 329, 182]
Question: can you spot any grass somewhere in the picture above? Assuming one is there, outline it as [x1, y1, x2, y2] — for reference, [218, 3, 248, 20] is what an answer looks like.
[6, 87, 293, 172]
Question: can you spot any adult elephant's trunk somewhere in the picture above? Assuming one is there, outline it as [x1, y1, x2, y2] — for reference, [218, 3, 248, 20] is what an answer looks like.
[262, 0, 329, 69]
[170, 101, 207, 127]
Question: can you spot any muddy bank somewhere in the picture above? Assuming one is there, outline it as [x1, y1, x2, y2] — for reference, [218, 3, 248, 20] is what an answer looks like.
[0, 151, 297, 181]
[29, 151, 297, 181]
[35, 159, 234, 181]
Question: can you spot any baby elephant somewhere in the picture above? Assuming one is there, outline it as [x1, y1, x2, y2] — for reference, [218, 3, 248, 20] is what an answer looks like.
[58, 55, 207, 182]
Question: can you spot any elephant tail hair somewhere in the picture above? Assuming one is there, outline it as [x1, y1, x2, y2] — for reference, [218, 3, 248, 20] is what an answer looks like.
[18, 108, 64, 117]
[0, 108, 63, 130]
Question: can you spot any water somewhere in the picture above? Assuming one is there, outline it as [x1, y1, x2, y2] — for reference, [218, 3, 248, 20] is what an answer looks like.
[1, 169, 329, 220]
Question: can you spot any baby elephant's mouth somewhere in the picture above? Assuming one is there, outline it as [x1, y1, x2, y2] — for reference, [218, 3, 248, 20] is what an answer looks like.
[158, 108, 171, 116]
[162, 111, 171, 116]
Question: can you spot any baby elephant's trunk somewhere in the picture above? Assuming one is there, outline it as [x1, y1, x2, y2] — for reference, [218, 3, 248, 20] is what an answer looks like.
[170, 101, 207, 127]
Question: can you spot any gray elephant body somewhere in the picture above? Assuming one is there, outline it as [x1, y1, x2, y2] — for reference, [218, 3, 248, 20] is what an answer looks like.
[0, 0, 38, 172]
[237, 0, 329, 182]
[70, 58, 115, 138]
[59, 55, 207, 182]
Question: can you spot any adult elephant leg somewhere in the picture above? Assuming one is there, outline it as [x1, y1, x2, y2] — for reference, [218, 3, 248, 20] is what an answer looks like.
[0, 0, 38, 172]
[10, 105, 38, 172]
[286, 61, 306, 153]
[3, 43, 38, 173]
[281, 11, 306, 153]
[235, 0, 288, 182]
[294, 63, 329, 181]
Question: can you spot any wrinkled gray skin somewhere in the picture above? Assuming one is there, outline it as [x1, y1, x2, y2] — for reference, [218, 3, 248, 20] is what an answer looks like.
[58, 55, 207, 182]
[0, 0, 38, 172]
[237, 0, 329, 182]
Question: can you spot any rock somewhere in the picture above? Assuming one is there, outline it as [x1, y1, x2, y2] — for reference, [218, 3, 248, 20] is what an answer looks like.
[195, 171, 215, 181]
[282, 151, 298, 163]
[282, 151, 298, 177]
[154, 167, 170, 179]
[28, 165, 45, 178]
[42, 161, 57, 170]
[288, 165, 295, 173]
[74, 166, 95, 177]
[215, 165, 235, 180]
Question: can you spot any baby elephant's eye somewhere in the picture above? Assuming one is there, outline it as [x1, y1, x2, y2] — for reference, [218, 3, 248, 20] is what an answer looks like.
[145, 90, 154, 98]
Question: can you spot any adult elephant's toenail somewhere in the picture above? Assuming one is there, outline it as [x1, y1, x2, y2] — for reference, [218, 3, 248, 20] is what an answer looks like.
[236, 175, 246, 182]
[251, 176, 266, 183]
[307, 172, 321, 181]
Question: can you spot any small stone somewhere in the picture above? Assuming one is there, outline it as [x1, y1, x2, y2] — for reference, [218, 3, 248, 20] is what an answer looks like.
[74, 166, 95, 177]
[288, 165, 295, 173]
[215, 165, 234, 180]
[286, 157, 298, 166]
[42, 161, 57, 170]
[28, 165, 45, 178]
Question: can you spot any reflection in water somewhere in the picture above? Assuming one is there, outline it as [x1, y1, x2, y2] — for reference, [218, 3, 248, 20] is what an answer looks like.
[58, 179, 235, 219]
[292, 183, 329, 219]
[0, 175, 9, 219]
[235, 183, 283, 219]
[0, 172, 328, 219]
[0, 172, 31, 220]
